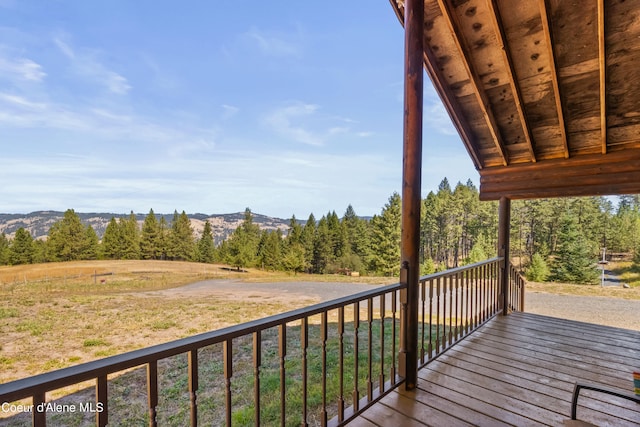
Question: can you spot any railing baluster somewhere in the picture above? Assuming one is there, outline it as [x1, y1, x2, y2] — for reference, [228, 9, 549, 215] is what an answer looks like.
[379, 292, 386, 393]
[97, 374, 108, 427]
[367, 298, 373, 402]
[428, 279, 433, 359]
[420, 279, 426, 363]
[320, 312, 328, 427]
[454, 273, 459, 342]
[278, 325, 286, 427]
[32, 391, 45, 427]
[435, 277, 441, 355]
[188, 350, 198, 427]
[147, 361, 158, 427]
[352, 301, 360, 412]
[253, 332, 261, 427]
[448, 276, 453, 346]
[465, 271, 470, 334]
[390, 290, 397, 383]
[301, 317, 309, 427]
[224, 339, 233, 427]
[338, 307, 345, 423]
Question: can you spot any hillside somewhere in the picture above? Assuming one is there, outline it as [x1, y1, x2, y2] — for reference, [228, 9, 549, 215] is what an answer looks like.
[0, 211, 292, 244]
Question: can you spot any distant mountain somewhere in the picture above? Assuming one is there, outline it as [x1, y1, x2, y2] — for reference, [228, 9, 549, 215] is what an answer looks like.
[0, 211, 293, 245]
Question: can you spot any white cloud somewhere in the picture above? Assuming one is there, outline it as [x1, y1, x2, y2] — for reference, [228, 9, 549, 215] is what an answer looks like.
[53, 36, 131, 95]
[0, 92, 46, 110]
[0, 55, 46, 82]
[221, 104, 239, 119]
[263, 102, 324, 146]
[244, 27, 301, 57]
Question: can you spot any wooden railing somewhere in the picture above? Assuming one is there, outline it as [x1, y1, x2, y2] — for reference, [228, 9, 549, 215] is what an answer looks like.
[416, 257, 524, 366]
[0, 258, 524, 426]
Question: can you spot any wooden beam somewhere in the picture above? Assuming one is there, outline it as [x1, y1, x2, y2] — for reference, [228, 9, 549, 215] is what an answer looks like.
[488, 0, 536, 163]
[539, 0, 569, 158]
[598, 0, 607, 154]
[436, 0, 509, 166]
[398, 0, 423, 392]
[479, 149, 640, 199]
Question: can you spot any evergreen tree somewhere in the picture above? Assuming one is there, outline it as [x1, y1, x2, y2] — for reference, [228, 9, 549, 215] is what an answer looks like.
[47, 209, 89, 261]
[369, 192, 402, 276]
[226, 208, 260, 269]
[158, 216, 169, 260]
[82, 226, 100, 260]
[140, 209, 161, 260]
[0, 233, 9, 265]
[120, 212, 140, 260]
[526, 253, 550, 282]
[168, 210, 195, 261]
[312, 216, 332, 273]
[282, 242, 306, 275]
[257, 229, 283, 270]
[300, 214, 316, 273]
[197, 221, 215, 263]
[101, 217, 123, 259]
[551, 214, 599, 284]
[8, 228, 34, 265]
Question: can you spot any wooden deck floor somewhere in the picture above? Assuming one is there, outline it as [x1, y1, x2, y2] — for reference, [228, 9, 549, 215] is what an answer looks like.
[349, 312, 640, 426]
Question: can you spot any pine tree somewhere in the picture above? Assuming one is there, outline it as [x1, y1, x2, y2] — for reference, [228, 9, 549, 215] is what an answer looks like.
[8, 228, 34, 265]
[197, 221, 215, 263]
[140, 209, 161, 260]
[257, 229, 283, 270]
[0, 233, 9, 265]
[282, 242, 306, 275]
[120, 212, 140, 260]
[82, 226, 99, 260]
[551, 214, 599, 284]
[526, 253, 550, 282]
[312, 216, 332, 273]
[226, 208, 260, 269]
[300, 214, 316, 273]
[369, 193, 402, 276]
[47, 209, 89, 261]
[168, 211, 195, 261]
[101, 217, 122, 259]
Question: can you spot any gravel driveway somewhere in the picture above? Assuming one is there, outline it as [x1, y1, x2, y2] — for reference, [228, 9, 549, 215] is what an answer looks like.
[525, 291, 640, 331]
[159, 279, 640, 332]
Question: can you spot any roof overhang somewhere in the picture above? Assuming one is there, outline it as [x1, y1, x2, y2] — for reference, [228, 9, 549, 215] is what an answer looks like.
[390, 0, 640, 200]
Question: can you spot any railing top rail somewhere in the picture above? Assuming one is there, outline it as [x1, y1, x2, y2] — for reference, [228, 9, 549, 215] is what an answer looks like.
[0, 282, 403, 403]
[418, 257, 504, 282]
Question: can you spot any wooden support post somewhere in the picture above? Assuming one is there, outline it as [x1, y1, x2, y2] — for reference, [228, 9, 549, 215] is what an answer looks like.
[498, 197, 511, 315]
[398, 0, 424, 391]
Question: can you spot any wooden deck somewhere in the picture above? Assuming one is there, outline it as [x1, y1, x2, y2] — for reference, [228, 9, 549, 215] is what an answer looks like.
[349, 312, 640, 426]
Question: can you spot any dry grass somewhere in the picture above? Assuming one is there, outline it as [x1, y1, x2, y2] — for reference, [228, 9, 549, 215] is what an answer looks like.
[1, 260, 383, 385]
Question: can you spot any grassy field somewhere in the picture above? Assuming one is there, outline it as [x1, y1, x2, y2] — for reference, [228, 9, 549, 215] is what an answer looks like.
[0, 260, 391, 385]
[0, 260, 398, 426]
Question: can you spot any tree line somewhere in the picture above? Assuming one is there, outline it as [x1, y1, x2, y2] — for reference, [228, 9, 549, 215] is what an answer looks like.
[2, 178, 640, 283]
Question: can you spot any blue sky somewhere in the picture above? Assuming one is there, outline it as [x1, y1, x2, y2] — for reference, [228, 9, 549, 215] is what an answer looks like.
[0, 1, 477, 219]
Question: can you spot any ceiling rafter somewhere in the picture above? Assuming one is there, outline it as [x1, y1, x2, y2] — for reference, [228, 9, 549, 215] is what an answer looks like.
[598, 0, 607, 154]
[488, 0, 536, 163]
[538, 0, 569, 159]
[436, 0, 508, 166]
[422, 50, 484, 170]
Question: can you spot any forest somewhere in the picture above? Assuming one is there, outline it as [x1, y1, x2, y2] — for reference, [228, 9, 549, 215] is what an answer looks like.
[2, 178, 640, 284]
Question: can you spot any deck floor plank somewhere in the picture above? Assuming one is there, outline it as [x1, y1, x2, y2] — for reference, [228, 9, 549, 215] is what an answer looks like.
[348, 312, 640, 426]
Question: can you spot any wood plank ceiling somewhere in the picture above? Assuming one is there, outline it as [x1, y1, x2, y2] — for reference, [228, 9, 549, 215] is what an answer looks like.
[390, 0, 640, 200]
